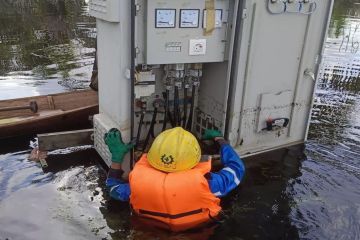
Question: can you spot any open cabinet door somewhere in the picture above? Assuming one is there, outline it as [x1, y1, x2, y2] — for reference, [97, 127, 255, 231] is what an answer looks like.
[227, 0, 334, 155]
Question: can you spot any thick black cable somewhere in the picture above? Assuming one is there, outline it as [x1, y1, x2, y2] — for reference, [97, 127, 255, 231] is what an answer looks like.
[162, 90, 175, 128]
[167, 109, 175, 128]
[150, 116, 156, 138]
[174, 86, 180, 126]
[135, 111, 145, 150]
[142, 108, 158, 152]
[186, 84, 196, 130]
[183, 87, 188, 128]
[162, 91, 169, 131]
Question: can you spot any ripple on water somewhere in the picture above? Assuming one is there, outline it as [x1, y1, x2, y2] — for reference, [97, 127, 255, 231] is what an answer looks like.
[1, 0, 360, 240]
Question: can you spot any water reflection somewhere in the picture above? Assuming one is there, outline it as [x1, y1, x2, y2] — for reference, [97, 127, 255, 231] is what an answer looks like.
[331, 0, 359, 38]
[310, 0, 360, 151]
[0, 144, 110, 240]
[302, 1, 360, 239]
[0, 0, 96, 99]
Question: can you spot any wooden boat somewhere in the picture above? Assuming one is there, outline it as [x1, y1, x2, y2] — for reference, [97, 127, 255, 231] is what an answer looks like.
[0, 90, 99, 139]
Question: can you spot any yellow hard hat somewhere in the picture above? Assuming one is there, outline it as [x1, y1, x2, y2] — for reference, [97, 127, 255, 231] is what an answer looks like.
[147, 127, 201, 172]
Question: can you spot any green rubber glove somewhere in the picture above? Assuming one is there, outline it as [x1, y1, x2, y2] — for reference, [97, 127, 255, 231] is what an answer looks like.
[202, 129, 223, 140]
[104, 128, 134, 164]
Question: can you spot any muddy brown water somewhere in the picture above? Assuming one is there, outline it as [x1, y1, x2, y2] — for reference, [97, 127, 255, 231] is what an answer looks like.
[0, 0, 359, 239]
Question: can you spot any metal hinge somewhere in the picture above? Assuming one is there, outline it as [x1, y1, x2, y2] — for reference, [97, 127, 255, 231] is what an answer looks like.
[135, 4, 141, 15]
[304, 69, 316, 82]
[242, 8, 247, 19]
[135, 47, 140, 55]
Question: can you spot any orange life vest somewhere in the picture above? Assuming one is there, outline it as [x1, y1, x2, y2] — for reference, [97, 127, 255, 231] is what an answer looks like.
[129, 154, 221, 232]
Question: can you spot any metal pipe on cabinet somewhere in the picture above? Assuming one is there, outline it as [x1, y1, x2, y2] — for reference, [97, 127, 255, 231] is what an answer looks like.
[130, 0, 136, 168]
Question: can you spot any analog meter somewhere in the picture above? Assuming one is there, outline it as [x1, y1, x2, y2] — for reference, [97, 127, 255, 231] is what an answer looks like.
[203, 9, 223, 28]
[180, 9, 200, 28]
[155, 9, 176, 28]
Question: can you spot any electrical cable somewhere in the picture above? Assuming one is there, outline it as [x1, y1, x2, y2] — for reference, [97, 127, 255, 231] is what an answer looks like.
[174, 85, 180, 126]
[142, 107, 158, 152]
[183, 86, 188, 128]
[162, 90, 169, 131]
[186, 84, 196, 131]
[167, 109, 175, 127]
[150, 119, 156, 138]
[163, 90, 175, 128]
[135, 111, 145, 150]
[162, 70, 171, 130]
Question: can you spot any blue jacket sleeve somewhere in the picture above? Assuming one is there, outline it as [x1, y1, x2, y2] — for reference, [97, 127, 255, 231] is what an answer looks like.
[106, 177, 131, 201]
[207, 144, 245, 197]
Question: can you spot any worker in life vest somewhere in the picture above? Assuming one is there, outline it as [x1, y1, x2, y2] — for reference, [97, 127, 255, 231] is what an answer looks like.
[104, 127, 245, 232]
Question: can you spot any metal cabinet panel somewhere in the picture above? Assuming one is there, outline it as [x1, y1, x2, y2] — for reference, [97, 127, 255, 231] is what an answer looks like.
[227, 0, 334, 155]
[146, 0, 230, 64]
[89, 0, 120, 22]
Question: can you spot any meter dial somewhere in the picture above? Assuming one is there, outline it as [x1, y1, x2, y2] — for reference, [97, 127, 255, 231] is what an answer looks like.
[180, 9, 200, 28]
[203, 9, 223, 28]
[155, 9, 176, 28]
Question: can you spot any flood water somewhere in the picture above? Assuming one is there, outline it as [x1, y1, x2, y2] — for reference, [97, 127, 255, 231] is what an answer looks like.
[0, 0, 95, 100]
[0, 0, 360, 239]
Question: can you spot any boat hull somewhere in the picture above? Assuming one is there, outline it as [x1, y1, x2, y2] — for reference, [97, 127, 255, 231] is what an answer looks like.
[0, 90, 99, 139]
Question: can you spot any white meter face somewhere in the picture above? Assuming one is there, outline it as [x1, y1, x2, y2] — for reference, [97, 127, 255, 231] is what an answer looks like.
[155, 9, 176, 28]
[180, 9, 200, 28]
[203, 9, 223, 28]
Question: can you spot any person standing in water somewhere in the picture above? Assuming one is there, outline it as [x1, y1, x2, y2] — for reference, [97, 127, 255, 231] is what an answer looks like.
[104, 127, 245, 232]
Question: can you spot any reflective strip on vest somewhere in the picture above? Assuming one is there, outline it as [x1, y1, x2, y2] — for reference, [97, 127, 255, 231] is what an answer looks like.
[139, 208, 203, 219]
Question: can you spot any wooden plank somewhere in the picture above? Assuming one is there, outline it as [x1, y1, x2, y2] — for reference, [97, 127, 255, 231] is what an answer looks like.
[53, 90, 98, 111]
[38, 129, 93, 151]
[47, 96, 55, 109]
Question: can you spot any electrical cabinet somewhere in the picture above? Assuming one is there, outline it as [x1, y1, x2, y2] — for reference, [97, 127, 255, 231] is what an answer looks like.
[90, 0, 334, 166]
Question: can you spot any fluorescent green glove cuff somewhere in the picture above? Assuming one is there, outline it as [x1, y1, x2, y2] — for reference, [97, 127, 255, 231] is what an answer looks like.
[104, 129, 134, 164]
[202, 129, 223, 140]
